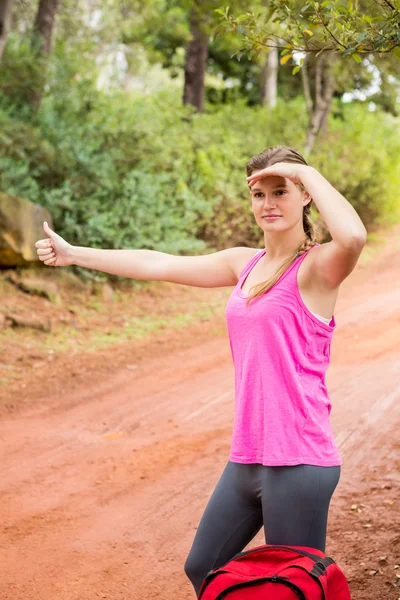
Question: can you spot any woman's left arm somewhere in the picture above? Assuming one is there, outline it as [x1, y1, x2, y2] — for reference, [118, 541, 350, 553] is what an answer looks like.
[299, 166, 367, 244]
[299, 165, 367, 289]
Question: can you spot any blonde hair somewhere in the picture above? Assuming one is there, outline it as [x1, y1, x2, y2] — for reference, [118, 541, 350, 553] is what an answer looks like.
[245, 145, 318, 307]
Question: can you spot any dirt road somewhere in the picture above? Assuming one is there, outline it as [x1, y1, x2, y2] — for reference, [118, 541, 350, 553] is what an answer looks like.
[1, 230, 399, 600]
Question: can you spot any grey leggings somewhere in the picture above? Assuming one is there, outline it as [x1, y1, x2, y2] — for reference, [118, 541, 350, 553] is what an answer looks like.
[184, 460, 341, 596]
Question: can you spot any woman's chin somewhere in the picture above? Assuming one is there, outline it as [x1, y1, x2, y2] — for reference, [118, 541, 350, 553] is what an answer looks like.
[261, 218, 284, 226]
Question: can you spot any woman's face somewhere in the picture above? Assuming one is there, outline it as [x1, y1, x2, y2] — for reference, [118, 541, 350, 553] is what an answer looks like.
[248, 173, 310, 230]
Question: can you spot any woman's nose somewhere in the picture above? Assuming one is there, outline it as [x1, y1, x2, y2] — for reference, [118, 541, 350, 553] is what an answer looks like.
[262, 197, 277, 208]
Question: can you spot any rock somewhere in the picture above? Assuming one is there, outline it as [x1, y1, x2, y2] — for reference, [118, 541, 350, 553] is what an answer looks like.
[57, 270, 87, 292]
[91, 282, 115, 302]
[19, 276, 60, 303]
[4, 313, 51, 332]
[0, 193, 53, 267]
[5, 271, 61, 303]
[102, 283, 114, 303]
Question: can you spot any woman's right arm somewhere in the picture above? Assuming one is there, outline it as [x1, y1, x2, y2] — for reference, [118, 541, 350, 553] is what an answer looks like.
[69, 245, 252, 288]
[36, 221, 257, 288]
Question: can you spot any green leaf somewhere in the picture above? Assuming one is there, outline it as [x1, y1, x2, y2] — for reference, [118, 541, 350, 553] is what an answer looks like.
[292, 65, 301, 74]
[352, 53, 362, 63]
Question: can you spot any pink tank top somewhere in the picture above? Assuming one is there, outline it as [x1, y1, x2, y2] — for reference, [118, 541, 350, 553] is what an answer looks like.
[225, 244, 342, 467]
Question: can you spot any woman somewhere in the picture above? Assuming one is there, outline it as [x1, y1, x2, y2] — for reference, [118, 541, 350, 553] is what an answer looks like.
[35, 146, 367, 597]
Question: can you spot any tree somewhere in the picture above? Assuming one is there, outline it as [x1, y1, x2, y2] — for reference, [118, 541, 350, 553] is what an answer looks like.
[183, 0, 245, 112]
[215, 0, 400, 152]
[0, 0, 15, 60]
[119, 0, 257, 111]
[260, 45, 278, 107]
[31, 0, 61, 109]
[215, 1, 400, 61]
[302, 51, 336, 154]
[33, 0, 60, 55]
[183, 3, 210, 112]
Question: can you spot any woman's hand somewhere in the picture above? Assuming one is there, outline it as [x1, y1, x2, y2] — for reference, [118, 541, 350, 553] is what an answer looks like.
[35, 221, 74, 267]
[246, 162, 309, 187]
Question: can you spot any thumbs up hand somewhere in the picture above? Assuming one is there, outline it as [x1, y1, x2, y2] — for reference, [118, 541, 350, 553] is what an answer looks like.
[35, 221, 74, 267]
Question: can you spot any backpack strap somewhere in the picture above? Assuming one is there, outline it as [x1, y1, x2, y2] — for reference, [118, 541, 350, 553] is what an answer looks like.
[310, 557, 336, 577]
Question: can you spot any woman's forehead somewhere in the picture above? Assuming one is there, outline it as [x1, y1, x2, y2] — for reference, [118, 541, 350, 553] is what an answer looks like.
[249, 174, 294, 189]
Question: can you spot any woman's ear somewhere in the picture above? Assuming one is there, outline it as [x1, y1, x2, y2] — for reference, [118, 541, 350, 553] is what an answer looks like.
[303, 191, 312, 206]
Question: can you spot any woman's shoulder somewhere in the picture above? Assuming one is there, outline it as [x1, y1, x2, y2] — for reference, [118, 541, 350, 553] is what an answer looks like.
[226, 246, 262, 281]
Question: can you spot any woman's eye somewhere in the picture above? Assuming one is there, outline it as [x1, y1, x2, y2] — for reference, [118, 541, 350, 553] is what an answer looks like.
[253, 191, 286, 198]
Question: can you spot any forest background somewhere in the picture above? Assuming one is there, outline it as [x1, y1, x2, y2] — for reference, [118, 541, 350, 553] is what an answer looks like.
[0, 0, 400, 285]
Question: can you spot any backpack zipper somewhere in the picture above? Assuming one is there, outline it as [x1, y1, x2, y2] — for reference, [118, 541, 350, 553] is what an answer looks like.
[214, 575, 307, 600]
[285, 564, 327, 600]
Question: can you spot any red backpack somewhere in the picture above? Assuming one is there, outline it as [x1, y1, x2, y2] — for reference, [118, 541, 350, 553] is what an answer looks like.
[197, 543, 351, 600]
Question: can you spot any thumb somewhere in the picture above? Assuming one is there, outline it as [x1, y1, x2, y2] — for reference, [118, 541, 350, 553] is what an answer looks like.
[43, 221, 54, 236]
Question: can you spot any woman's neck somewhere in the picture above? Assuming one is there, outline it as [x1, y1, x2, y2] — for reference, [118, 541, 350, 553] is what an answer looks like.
[263, 231, 308, 261]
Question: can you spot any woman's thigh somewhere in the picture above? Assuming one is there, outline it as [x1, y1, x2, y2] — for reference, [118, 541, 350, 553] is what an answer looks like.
[184, 461, 263, 594]
[260, 464, 341, 552]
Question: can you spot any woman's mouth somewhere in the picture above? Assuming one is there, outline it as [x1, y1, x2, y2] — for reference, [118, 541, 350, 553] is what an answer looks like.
[263, 216, 282, 221]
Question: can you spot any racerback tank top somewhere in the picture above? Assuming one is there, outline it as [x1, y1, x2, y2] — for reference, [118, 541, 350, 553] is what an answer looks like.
[225, 244, 342, 467]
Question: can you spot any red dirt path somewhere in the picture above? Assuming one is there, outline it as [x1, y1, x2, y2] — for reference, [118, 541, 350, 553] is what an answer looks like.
[1, 229, 400, 600]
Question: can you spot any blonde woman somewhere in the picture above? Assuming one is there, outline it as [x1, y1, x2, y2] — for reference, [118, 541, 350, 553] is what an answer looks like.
[35, 146, 367, 597]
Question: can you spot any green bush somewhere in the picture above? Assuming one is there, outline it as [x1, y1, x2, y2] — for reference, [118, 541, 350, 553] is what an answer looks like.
[0, 33, 44, 114]
[0, 75, 399, 282]
[311, 101, 400, 230]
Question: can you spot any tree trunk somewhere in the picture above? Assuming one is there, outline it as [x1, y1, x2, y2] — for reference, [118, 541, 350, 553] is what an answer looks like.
[260, 46, 278, 107]
[31, 0, 60, 110]
[33, 0, 60, 55]
[304, 51, 335, 156]
[301, 53, 313, 117]
[183, 5, 209, 113]
[0, 0, 14, 60]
